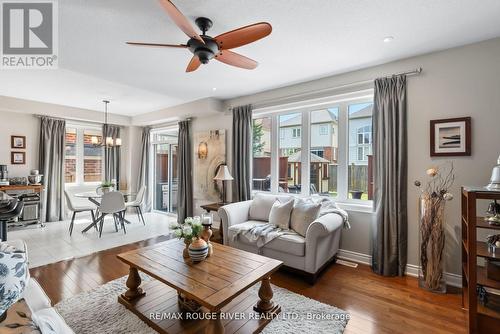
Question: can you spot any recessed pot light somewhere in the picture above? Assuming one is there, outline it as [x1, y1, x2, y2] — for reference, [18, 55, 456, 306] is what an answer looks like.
[212, 87, 217, 91]
[383, 36, 394, 43]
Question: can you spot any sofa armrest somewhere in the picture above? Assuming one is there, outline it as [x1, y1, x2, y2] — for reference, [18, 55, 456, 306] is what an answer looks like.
[218, 200, 252, 244]
[304, 213, 343, 274]
[305, 213, 343, 241]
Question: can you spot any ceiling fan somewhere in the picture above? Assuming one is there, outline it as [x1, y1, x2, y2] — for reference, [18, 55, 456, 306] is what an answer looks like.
[126, 0, 272, 72]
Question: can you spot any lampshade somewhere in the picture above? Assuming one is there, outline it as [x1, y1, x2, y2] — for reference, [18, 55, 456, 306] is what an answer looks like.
[106, 137, 114, 146]
[486, 155, 500, 190]
[114, 138, 122, 146]
[214, 165, 233, 181]
[91, 136, 99, 145]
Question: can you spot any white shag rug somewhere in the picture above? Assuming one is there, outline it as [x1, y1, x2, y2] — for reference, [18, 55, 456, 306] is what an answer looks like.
[56, 275, 349, 334]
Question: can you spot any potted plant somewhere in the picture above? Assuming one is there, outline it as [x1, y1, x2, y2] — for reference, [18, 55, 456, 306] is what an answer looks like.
[170, 217, 208, 262]
[97, 180, 115, 194]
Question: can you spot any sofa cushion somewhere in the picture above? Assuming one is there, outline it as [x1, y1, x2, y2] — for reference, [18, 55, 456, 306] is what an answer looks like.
[228, 222, 305, 257]
[290, 198, 322, 237]
[0, 298, 42, 333]
[264, 232, 305, 257]
[249, 193, 293, 221]
[227, 221, 268, 240]
[268, 198, 294, 230]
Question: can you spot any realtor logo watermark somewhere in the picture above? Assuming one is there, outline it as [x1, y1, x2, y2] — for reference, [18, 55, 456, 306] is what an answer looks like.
[1, 1, 58, 69]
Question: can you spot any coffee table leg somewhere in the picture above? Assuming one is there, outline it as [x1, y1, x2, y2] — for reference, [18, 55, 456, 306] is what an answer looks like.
[206, 311, 224, 334]
[122, 267, 145, 301]
[254, 276, 275, 313]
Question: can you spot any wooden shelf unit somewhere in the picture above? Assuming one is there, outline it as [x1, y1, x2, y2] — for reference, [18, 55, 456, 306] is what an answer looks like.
[462, 187, 500, 333]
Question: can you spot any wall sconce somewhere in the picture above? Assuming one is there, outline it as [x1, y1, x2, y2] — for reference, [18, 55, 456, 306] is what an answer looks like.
[198, 141, 208, 159]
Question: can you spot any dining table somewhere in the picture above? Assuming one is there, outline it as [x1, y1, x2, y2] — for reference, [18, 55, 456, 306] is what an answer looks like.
[74, 190, 136, 233]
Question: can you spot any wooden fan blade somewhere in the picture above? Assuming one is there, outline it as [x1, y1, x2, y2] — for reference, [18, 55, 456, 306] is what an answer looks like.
[186, 56, 201, 72]
[215, 50, 258, 70]
[158, 0, 204, 43]
[215, 22, 272, 50]
[126, 42, 187, 48]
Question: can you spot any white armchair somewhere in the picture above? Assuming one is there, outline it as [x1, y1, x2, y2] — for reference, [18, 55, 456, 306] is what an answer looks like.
[219, 194, 344, 283]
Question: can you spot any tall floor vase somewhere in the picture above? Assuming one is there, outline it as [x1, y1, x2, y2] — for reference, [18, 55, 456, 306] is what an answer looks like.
[418, 195, 446, 293]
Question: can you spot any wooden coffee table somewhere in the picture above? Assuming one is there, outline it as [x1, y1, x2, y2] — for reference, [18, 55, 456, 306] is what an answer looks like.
[117, 239, 283, 334]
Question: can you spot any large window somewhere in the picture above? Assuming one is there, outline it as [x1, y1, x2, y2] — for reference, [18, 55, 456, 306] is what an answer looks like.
[310, 108, 338, 197]
[279, 113, 302, 193]
[65, 128, 77, 183]
[152, 130, 178, 213]
[65, 126, 103, 185]
[348, 102, 373, 200]
[252, 96, 373, 203]
[83, 129, 103, 182]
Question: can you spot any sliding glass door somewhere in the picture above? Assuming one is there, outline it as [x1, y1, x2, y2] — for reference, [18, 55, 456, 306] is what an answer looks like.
[152, 130, 178, 213]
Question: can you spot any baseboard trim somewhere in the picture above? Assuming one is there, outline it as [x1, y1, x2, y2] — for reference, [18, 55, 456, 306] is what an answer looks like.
[337, 249, 462, 288]
[337, 249, 372, 266]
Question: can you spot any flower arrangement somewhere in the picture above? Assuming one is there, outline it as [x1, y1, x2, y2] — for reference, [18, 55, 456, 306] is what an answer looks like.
[170, 217, 203, 243]
[414, 162, 455, 292]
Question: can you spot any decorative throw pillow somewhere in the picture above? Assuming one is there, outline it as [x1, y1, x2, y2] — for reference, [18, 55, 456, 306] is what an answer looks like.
[0, 298, 41, 334]
[290, 199, 322, 237]
[0, 243, 29, 318]
[268, 199, 294, 230]
[249, 193, 279, 221]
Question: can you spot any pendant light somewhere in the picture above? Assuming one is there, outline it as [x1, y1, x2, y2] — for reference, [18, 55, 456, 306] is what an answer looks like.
[92, 100, 121, 147]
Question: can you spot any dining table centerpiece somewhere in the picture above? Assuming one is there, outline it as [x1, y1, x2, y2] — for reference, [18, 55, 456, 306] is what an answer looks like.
[170, 217, 209, 262]
[414, 163, 455, 293]
[96, 180, 115, 194]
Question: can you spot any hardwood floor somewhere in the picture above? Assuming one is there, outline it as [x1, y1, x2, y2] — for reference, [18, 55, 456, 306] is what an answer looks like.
[30, 237, 466, 334]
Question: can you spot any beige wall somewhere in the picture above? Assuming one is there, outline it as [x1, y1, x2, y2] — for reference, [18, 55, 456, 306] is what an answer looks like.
[223, 37, 500, 276]
[0, 111, 39, 177]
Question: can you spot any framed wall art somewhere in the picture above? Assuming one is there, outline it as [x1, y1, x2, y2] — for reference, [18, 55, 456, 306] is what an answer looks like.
[11, 135, 26, 149]
[11, 152, 26, 165]
[430, 117, 471, 157]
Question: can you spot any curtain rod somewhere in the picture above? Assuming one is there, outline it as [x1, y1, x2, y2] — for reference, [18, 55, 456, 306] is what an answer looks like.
[230, 67, 422, 111]
[34, 114, 125, 128]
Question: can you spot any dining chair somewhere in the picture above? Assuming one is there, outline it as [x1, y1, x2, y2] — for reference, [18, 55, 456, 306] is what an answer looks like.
[65, 190, 97, 236]
[97, 191, 126, 238]
[125, 186, 146, 225]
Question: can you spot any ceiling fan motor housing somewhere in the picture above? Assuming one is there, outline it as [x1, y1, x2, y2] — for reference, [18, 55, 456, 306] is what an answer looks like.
[188, 36, 219, 64]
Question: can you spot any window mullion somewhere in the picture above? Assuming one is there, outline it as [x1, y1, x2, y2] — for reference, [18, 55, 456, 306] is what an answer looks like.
[76, 128, 84, 185]
[301, 110, 310, 196]
[270, 114, 279, 194]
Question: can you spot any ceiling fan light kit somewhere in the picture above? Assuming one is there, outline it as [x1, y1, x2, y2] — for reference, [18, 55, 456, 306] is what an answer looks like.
[126, 0, 272, 72]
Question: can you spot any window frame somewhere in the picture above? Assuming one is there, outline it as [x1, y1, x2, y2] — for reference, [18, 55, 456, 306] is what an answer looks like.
[251, 91, 373, 206]
[65, 123, 104, 186]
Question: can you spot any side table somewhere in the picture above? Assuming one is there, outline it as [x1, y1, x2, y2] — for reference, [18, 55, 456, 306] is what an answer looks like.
[200, 202, 230, 244]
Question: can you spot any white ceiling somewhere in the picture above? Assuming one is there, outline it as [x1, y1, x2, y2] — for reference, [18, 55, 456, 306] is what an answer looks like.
[1, 0, 500, 115]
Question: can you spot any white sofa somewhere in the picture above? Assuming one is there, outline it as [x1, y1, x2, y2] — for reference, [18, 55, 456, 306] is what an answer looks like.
[218, 194, 343, 283]
[4, 240, 74, 333]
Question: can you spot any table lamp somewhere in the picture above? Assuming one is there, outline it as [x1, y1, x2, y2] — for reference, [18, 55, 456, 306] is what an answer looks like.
[486, 155, 500, 190]
[214, 165, 233, 204]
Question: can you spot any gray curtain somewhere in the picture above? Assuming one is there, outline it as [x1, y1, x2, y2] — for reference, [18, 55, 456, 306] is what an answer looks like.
[103, 124, 120, 188]
[176, 120, 193, 223]
[371, 75, 408, 276]
[137, 127, 152, 212]
[232, 104, 252, 202]
[39, 117, 66, 222]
